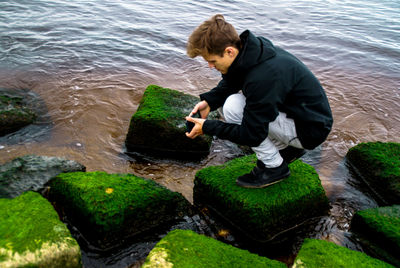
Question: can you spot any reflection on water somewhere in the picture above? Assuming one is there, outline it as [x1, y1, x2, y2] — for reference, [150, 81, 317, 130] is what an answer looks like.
[1, 0, 399, 266]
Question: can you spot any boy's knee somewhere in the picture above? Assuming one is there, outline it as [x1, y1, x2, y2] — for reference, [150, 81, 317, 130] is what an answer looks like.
[223, 93, 246, 124]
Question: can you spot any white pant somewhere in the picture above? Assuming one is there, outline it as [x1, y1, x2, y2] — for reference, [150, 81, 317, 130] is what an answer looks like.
[223, 93, 303, 168]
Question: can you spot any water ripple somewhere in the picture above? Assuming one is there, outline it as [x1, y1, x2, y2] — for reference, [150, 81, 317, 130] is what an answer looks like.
[0, 1, 399, 266]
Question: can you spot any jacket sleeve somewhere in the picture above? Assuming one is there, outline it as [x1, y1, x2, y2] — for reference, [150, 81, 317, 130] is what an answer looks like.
[199, 79, 240, 111]
[202, 78, 284, 147]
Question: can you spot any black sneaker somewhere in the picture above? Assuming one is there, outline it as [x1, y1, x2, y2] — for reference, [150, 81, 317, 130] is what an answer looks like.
[236, 160, 290, 188]
[279, 146, 306, 163]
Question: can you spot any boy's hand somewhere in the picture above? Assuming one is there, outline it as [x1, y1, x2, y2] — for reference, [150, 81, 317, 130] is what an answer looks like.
[185, 116, 205, 139]
[190, 100, 210, 119]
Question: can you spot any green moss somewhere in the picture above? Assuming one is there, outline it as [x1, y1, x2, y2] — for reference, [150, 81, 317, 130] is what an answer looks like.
[0, 95, 23, 108]
[142, 229, 286, 268]
[347, 142, 400, 204]
[0, 94, 37, 136]
[125, 85, 217, 159]
[351, 205, 400, 265]
[48, 171, 191, 248]
[132, 85, 197, 124]
[0, 191, 81, 267]
[354, 206, 400, 246]
[194, 154, 329, 241]
[293, 238, 394, 267]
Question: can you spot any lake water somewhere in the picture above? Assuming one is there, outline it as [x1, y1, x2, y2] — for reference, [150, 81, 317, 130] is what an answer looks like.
[1, 0, 399, 266]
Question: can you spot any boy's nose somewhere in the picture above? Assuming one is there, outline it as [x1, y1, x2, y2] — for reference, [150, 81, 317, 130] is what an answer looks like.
[208, 62, 215, 69]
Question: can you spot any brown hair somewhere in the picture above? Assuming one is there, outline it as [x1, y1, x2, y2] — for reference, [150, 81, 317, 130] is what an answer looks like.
[187, 14, 241, 58]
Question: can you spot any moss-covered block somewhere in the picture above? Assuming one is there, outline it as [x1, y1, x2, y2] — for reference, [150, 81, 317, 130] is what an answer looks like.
[346, 142, 400, 205]
[0, 93, 37, 136]
[142, 229, 285, 267]
[0, 191, 81, 267]
[125, 85, 216, 160]
[351, 205, 400, 266]
[293, 238, 394, 267]
[48, 171, 192, 249]
[0, 155, 85, 198]
[194, 154, 329, 242]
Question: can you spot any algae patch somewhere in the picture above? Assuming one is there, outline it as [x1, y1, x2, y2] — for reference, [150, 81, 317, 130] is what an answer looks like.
[142, 229, 286, 267]
[48, 171, 191, 249]
[0, 191, 81, 267]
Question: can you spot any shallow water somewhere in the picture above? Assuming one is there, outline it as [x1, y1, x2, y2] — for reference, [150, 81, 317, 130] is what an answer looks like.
[1, 0, 399, 266]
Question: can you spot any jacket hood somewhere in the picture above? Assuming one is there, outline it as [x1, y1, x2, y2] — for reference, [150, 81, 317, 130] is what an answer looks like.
[226, 30, 276, 77]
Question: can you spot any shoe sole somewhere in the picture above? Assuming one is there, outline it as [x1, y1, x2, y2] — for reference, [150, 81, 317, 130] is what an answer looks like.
[236, 171, 290, 189]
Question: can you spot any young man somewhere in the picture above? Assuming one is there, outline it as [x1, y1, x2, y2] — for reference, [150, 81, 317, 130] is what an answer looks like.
[185, 14, 333, 188]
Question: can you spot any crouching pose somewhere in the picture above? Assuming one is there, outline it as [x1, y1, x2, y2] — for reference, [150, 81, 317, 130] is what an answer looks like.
[185, 14, 333, 188]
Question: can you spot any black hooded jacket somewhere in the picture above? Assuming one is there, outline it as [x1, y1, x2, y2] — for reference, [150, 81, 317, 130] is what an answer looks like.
[200, 30, 333, 150]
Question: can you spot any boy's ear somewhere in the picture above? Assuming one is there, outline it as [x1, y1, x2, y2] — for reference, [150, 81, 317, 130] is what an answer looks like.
[225, 46, 236, 57]
[225, 47, 232, 55]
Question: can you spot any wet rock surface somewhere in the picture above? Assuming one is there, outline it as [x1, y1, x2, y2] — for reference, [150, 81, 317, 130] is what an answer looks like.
[346, 141, 400, 205]
[343, 141, 400, 267]
[47, 171, 193, 250]
[125, 85, 218, 160]
[351, 205, 400, 267]
[78, 213, 214, 268]
[1, 141, 398, 267]
[0, 154, 85, 198]
[0, 88, 51, 144]
[142, 229, 286, 267]
[0, 191, 81, 268]
[194, 154, 330, 242]
[293, 238, 394, 267]
[0, 91, 36, 136]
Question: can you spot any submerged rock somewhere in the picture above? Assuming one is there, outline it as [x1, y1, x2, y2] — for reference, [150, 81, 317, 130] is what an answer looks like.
[0, 155, 86, 198]
[0, 93, 37, 136]
[194, 154, 329, 242]
[142, 229, 286, 267]
[293, 238, 394, 267]
[0, 88, 52, 145]
[351, 205, 400, 267]
[0, 191, 81, 268]
[47, 171, 192, 250]
[125, 85, 217, 160]
[346, 141, 400, 205]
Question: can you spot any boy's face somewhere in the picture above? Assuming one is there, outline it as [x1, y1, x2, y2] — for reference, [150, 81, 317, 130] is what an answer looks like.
[202, 47, 237, 75]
